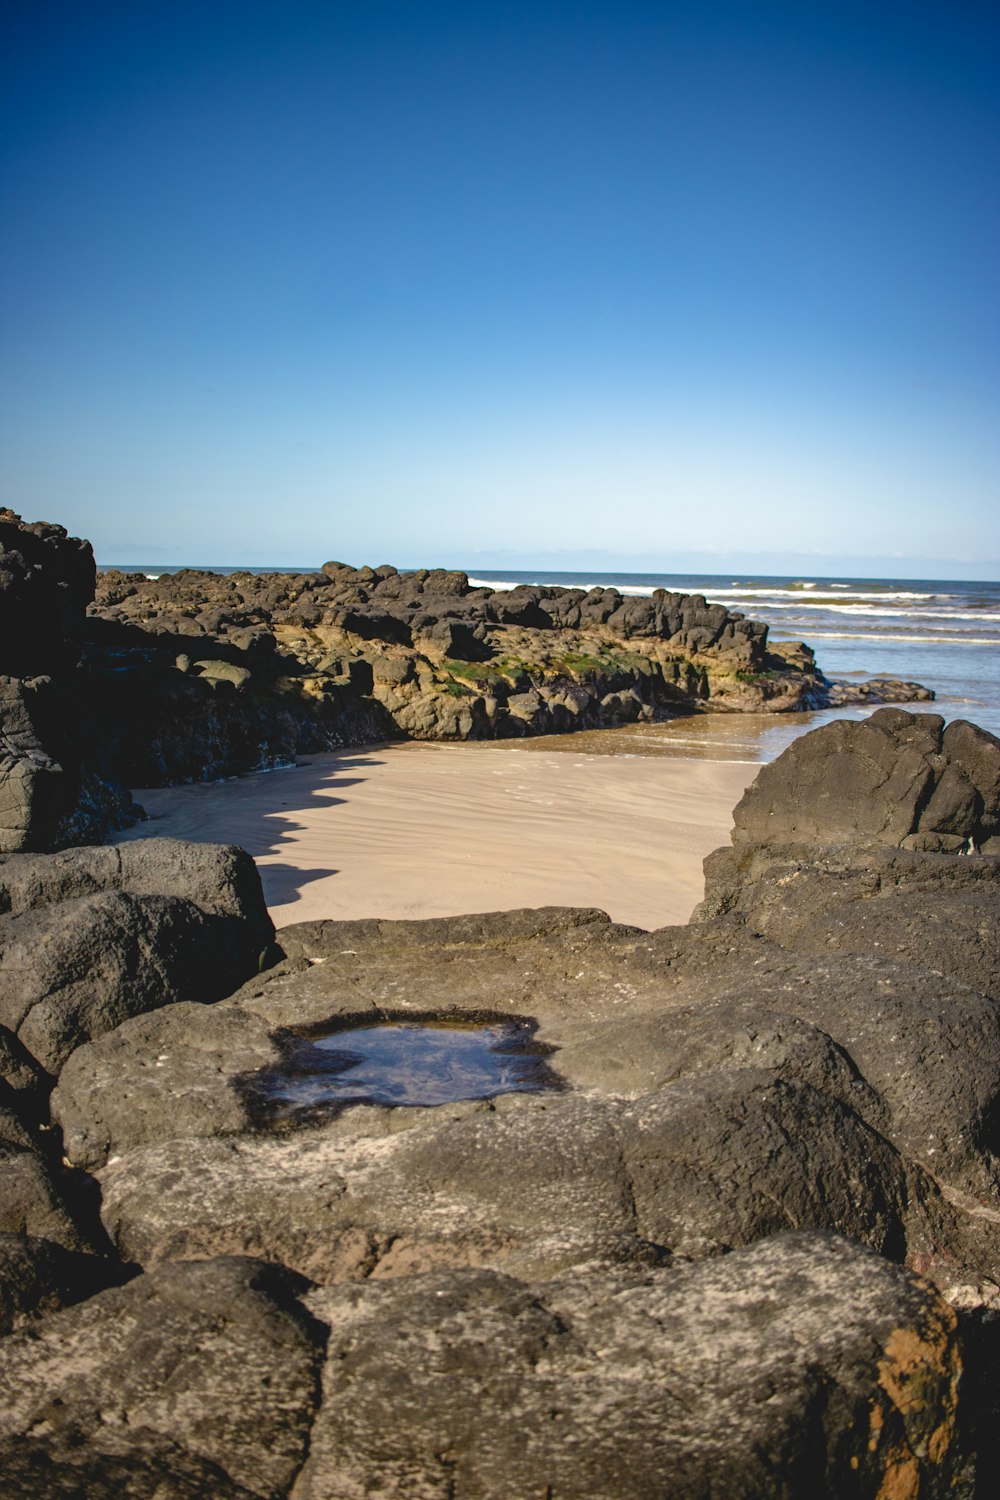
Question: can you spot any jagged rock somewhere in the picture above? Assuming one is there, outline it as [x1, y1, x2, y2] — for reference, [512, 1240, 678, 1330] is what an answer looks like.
[0, 677, 65, 853]
[0, 839, 273, 1075]
[0, 510, 95, 678]
[825, 675, 937, 705]
[294, 1234, 965, 1500]
[0, 1257, 326, 1499]
[731, 708, 1000, 852]
[84, 549, 858, 785]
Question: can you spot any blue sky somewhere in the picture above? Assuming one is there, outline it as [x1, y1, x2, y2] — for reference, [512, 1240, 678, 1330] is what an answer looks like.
[1, 1, 997, 577]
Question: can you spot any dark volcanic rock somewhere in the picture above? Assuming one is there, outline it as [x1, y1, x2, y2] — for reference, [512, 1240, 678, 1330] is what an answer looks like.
[85, 551, 849, 779]
[696, 842, 1000, 1000]
[731, 708, 1000, 852]
[93, 1073, 911, 1278]
[295, 1234, 965, 1500]
[0, 1127, 94, 1252]
[53, 906, 1000, 1210]
[0, 510, 95, 678]
[0, 1256, 326, 1499]
[0, 677, 65, 853]
[825, 675, 937, 706]
[0, 839, 274, 1076]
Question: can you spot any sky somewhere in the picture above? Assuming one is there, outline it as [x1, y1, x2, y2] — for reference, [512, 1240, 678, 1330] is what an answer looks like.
[1, 1, 998, 577]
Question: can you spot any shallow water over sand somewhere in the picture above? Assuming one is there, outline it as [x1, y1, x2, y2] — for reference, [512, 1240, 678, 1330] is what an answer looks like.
[497, 703, 922, 763]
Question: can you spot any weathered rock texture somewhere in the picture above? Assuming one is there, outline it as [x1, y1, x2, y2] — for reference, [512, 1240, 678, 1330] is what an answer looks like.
[728, 707, 1000, 854]
[297, 1235, 965, 1500]
[0, 1256, 326, 1499]
[0, 839, 274, 1078]
[0, 1232, 126, 1335]
[83, 561, 934, 786]
[0, 512, 134, 850]
[3, 706, 999, 1491]
[0, 1236, 969, 1499]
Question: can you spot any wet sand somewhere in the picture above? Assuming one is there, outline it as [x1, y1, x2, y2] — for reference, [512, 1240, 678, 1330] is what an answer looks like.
[115, 741, 757, 932]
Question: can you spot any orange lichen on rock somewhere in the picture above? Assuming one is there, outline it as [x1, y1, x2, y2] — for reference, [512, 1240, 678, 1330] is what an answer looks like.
[870, 1294, 963, 1500]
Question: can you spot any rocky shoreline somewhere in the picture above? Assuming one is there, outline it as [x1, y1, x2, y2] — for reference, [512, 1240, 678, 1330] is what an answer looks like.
[3, 509, 997, 1494]
[0, 705, 998, 1494]
[3, 509, 931, 852]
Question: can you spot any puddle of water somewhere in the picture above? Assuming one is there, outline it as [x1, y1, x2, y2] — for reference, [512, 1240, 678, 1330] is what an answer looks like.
[242, 1017, 563, 1125]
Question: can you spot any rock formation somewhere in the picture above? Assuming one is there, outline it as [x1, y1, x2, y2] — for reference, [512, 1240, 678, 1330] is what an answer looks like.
[0, 707, 997, 1492]
[1, 511, 937, 850]
[0, 512, 135, 851]
[88, 559, 932, 773]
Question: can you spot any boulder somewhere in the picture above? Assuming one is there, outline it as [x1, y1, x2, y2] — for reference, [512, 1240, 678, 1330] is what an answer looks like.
[0, 1233, 126, 1335]
[295, 1234, 965, 1499]
[731, 709, 1000, 852]
[0, 1256, 325, 1499]
[0, 839, 274, 1076]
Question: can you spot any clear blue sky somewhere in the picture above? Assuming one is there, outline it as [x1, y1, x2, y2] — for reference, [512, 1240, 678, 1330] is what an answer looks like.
[2, 1, 997, 576]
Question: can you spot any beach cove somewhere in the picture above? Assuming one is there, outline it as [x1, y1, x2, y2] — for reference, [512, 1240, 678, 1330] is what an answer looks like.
[115, 741, 757, 930]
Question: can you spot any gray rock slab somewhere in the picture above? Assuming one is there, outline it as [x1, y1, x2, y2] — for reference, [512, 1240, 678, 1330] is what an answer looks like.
[294, 1232, 966, 1500]
[53, 1001, 280, 1170]
[696, 842, 1000, 1001]
[53, 905, 1000, 1206]
[95, 1074, 910, 1280]
[0, 1256, 325, 1500]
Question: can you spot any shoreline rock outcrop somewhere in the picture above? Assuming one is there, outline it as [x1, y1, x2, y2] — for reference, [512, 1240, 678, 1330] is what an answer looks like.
[0, 709, 995, 1491]
[2, 521, 992, 1492]
[1, 510, 936, 851]
[88, 560, 933, 772]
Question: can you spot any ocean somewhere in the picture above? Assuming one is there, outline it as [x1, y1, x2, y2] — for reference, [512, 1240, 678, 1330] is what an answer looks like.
[110, 564, 1000, 762]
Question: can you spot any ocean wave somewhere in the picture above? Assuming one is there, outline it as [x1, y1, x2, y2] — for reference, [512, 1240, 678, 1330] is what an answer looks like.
[749, 603, 1000, 621]
[778, 630, 1000, 647]
[705, 588, 938, 603]
[468, 576, 658, 596]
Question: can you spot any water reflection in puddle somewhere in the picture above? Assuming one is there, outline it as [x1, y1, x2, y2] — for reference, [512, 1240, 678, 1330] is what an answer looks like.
[244, 1018, 563, 1125]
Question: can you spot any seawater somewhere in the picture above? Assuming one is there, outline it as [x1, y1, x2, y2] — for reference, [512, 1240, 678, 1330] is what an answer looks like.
[106, 563, 1000, 757]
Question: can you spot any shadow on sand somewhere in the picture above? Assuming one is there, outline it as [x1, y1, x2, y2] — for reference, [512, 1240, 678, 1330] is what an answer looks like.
[115, 750, 386, 911]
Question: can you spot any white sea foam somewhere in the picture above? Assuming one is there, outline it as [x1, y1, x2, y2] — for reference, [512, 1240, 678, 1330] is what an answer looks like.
[787, 631, 1000, 647]
[704, 587, 936, 603]
[744, 602, 998, 621]
[468, 576, 661, 596]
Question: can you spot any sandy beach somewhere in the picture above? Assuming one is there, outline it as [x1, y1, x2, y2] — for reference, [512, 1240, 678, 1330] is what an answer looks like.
[115, 742, 757, 931]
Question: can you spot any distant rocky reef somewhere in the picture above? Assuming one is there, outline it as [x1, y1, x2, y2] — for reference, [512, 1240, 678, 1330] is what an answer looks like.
[2, 509, 932, 851]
